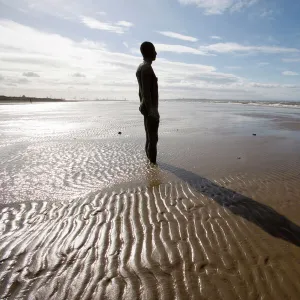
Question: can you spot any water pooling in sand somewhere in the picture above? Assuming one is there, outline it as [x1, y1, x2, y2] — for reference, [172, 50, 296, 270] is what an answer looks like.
[1, 101, 300, 299]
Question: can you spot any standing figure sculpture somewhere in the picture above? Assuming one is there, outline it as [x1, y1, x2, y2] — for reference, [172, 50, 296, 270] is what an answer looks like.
[136, 42, 159, 164]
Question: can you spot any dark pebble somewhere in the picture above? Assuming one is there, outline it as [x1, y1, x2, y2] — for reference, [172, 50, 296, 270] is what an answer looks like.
[118, 132, 122, 135]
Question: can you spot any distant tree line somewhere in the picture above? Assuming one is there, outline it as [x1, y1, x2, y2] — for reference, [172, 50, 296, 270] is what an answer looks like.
[0, 95, 65, 102]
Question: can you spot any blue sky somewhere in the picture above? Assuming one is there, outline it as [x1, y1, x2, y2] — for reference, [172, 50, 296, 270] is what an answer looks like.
[0, 0, 300, 100]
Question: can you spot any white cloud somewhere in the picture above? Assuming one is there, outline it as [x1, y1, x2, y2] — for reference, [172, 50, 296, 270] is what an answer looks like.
[257, 62, 269, 66]
[1, 20, 300, 101]
[96, 11, 106, 16]
[130, 43, 210, 55]
[79, 39, 106, 50]
[1, 0, 84, 20]
[23, 71, 40, 77]
[157, 31, 198, 42]
[178, 0, 259, 15]
[250, 82, 280, 88]
[0, 20, 217, 95]
[157, 57, 216, 71]
[0, 19, 77, 56]
[199, 42, 300, 54]
[154, 44, 210, 55]
[282, 71, 299, 76]
[80, 16, 133, 34]
[17, 78, 30, 84]
[250, 82, 300, 89]
[260, 9, 274, 18]
[224, 66, 241, 70]
[211, 36, 222, 40]
[282, 58, 300, 63]
[72, 72, 86, 78]
[116, 21, 134, 27]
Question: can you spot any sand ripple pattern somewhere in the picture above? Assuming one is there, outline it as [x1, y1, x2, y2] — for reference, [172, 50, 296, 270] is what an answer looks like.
[0, 141, 149, 203]
[1, 180, 300, 300]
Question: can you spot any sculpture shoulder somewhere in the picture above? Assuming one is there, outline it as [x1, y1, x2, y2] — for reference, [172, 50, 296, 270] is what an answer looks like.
[136, 62, 153, 76]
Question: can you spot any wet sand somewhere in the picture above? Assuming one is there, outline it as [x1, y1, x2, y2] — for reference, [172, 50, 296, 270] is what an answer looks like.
[1, 101, 300, 299]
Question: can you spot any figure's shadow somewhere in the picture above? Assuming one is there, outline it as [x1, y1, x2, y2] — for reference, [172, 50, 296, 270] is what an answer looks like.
[160, 162, 300, 247]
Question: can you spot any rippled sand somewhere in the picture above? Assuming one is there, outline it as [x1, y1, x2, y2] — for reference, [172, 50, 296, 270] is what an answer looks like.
[1, 101, 300, 299]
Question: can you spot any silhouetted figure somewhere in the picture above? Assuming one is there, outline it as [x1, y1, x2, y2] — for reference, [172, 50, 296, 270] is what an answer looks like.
[136, 42, 159, 164]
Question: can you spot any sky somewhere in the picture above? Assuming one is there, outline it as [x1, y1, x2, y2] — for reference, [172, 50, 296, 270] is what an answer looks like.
[0, 0, 300, 101]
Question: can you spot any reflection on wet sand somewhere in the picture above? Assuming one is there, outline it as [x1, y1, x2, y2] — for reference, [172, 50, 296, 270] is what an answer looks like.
[1, 101, 300, 299]
[145, 164, 164, 189]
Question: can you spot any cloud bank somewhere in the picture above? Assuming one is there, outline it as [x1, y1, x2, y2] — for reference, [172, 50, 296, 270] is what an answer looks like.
[0, 19, 299, 101]
[178, 0, 259, 15]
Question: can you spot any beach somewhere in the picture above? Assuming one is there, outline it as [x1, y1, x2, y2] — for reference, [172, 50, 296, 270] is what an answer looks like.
[1, 100, 300, 299]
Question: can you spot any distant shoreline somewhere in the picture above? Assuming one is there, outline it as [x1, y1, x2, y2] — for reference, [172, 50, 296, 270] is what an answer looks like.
[0, 96, 129, 103]
[1, 95, 299, 109]
[161, 98, 300, 109]
[0, 95, 65, 103]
